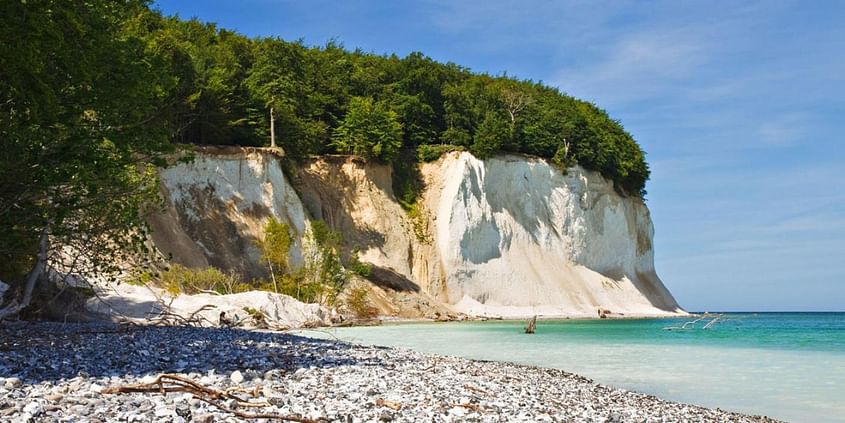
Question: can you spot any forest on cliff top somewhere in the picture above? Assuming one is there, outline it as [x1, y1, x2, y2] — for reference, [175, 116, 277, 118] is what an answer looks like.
[141, 9, 651, 197]
[27, 2, 650, 195]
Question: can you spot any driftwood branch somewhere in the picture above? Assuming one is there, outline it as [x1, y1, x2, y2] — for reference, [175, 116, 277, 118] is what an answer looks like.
[148, 303, 218, 327]
[0, 222, 50, 320]
[663, 313, 724, 331]
[103, 373, 321, 422]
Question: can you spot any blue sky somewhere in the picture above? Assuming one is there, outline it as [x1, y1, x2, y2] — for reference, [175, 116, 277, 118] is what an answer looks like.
[154, 0, 845, 311]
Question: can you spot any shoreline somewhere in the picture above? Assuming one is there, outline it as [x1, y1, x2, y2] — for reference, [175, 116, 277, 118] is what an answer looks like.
[369, 311, 692, 326]
[0, 321, 779, 422]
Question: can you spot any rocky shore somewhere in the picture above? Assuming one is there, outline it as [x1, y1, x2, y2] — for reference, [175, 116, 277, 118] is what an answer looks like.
[1, 322, 778, 422]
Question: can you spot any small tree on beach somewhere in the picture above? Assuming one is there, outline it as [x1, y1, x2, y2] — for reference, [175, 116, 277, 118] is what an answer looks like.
[255, 218, 293, 293]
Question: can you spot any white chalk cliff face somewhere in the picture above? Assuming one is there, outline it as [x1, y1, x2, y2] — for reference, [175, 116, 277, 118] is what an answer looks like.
[148, 149, 683, 318]
[147, 148, 309, 281]
[419, 152, 683, 317]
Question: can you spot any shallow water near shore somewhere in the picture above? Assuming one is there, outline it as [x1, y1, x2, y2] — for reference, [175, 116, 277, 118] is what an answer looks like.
[305, 312, 845, 422]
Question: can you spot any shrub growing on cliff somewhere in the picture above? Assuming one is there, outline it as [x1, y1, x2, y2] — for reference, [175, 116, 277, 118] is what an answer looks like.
[159, 264, 246, 295]
[346, 285, 378, 319]
[347, 249, 372, 278]
[261, 219, 351, 305]
[417, 144, 464, 162]
[255, 217, 293, 293]
[308, 220, 347, 304]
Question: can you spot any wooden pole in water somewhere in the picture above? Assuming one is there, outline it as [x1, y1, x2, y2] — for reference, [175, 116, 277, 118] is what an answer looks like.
[525, 315, 537, 334]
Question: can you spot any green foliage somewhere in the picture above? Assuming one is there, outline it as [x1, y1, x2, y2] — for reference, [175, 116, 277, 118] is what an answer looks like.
[256, 219, 349, 305]
[417, 144, 464, 162]
[407, 203, 432, 243]
[331, 97, 403, 162]
[310, 220, 341, 250]
[275, 270, 322, 303]
[347, 250, 372, 278]
[0, 1, 175, 299]
[391, 149, 424, 210]
[256, 217, 293, 279]
[128, 271, 154, 287]
[158, 264, 246, 296]
[127, 8, 650, 194]
[346, 286, 378, 319]
[472, 111, 512, 159]
[308, 220, 347, 304]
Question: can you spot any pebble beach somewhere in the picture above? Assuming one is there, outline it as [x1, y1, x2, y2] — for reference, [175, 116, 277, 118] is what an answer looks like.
[0, 322, 779, 422]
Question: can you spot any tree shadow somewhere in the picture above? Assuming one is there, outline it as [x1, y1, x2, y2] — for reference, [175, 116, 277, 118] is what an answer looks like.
[0, 322, 388, 385]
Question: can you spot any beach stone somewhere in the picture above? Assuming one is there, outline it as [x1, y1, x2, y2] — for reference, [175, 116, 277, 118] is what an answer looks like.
[448, 406, 467, 417]
[23, 401, 43, 416]
[230, 370, 244, 384]
[154, 406, 172, 418]
[4, 378, 21, 389]
[193, 413, 215, 423]
[43, 394, 63, 402]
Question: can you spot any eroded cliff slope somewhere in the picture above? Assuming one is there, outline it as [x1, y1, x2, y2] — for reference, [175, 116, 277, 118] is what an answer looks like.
[148, 148, 683, 318]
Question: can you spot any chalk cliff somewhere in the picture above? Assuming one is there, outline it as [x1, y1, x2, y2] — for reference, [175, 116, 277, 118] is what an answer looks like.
[148, 148, 684, 318]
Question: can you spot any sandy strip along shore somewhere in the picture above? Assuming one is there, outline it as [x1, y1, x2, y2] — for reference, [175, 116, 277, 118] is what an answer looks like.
[0, 322, 779, 422]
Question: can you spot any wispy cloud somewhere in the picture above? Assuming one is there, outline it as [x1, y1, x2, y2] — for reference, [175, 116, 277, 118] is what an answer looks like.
[554, 27, 714, 104]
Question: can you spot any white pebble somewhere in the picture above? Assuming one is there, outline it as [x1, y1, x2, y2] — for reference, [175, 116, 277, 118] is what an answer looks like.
[23, 401, 43, 415]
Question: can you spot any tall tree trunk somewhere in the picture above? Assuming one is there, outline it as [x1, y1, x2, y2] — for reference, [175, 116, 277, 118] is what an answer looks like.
[0, 223, 50, 320]
[267, 259, 278, 293]
[270, 107, 276, 149]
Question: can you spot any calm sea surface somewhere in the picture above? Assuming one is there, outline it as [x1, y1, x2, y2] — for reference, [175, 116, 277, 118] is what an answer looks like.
[302, 313, 845, 422]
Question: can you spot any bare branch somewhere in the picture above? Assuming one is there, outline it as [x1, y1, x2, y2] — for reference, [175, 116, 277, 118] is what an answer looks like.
[103, 373, 322, 422]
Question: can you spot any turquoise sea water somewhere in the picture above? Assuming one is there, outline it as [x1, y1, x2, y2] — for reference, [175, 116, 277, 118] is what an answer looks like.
[304, 313, 845, 422]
